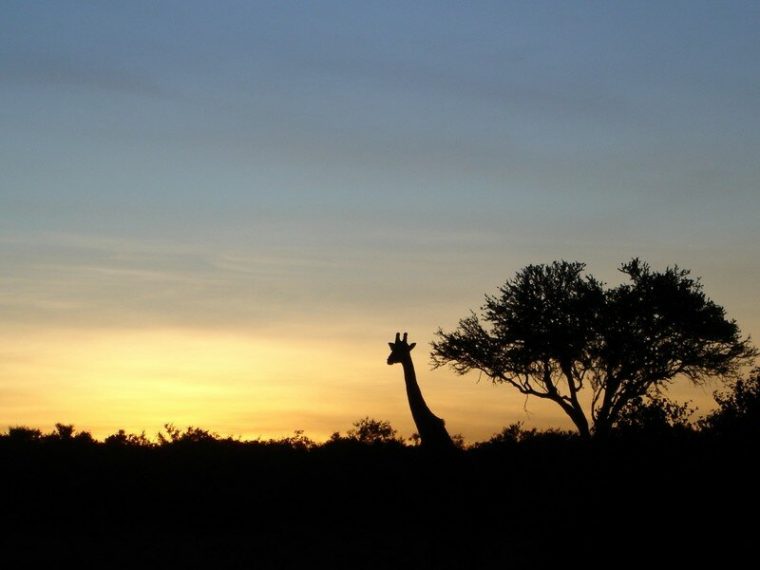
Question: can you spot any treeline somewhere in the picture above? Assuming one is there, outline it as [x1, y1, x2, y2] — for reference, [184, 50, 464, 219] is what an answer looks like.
[1, 369, 757, 568]
[4, 366, 758, 449]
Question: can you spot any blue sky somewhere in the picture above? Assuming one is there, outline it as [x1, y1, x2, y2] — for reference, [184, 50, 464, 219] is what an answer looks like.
[1, 1, 759, 440]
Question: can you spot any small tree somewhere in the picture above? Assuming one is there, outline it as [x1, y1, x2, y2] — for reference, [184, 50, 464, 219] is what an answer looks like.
[432, 259, 756, 439]
[613, 394, 695, 434]
[51, 423, 75, 440]
[346, 417, 401, 444]
[700, 367, 760, 438]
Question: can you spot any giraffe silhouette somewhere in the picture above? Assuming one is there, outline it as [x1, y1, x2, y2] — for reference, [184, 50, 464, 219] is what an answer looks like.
[387, 332, 455, 451]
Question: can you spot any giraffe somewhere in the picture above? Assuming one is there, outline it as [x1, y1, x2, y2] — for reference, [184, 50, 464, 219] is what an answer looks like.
[387, 332, 455, 451]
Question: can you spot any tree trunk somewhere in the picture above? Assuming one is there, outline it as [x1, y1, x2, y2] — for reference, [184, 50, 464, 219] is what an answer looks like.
[551, 394, 592, 440]
[592, 416, 612, 440]
[571, 410, 592, 440]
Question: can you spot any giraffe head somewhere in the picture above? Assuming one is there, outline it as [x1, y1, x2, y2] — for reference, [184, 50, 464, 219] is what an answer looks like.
[387, 332, 416, 365]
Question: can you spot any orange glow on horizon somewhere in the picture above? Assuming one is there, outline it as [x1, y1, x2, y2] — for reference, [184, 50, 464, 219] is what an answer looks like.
[0, 325, 736, 443]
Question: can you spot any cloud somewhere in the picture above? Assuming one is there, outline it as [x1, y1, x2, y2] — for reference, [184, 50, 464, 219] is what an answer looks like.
[0, 231, 455, 332]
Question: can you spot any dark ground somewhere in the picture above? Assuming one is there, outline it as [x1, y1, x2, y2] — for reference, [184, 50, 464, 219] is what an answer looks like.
[1, 434, 756, 568]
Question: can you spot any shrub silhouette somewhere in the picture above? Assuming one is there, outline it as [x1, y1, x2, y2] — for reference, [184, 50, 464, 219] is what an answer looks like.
[346, 417, 401, 444]
[105, 429, 153, 447]
[700, 367, 760, 438]
[157, 423, 222, 444]
[7, 426, 42, 442]
[0, 417, 756, 566]
[276, 429, 316, 450]
[50, 423, 75, 440]
[614, 395, 695, 436]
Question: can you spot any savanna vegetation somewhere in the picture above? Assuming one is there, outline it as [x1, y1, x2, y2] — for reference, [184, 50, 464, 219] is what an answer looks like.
[2, 260, 758, 567]
[2, 373, 758, 567]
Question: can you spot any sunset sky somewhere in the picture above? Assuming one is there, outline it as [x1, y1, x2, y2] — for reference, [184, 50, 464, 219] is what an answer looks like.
[2, 1, 759, 442]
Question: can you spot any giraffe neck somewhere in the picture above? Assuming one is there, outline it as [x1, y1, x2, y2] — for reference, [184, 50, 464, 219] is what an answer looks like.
[401, 356, 437, 427]
[397, 352, 455, 451]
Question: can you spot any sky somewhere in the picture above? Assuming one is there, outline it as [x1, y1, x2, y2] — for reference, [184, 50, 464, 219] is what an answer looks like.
[2, 1, 759, 442]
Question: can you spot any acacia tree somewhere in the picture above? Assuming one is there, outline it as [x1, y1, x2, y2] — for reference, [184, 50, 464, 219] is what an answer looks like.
[431, 259, 756, 439]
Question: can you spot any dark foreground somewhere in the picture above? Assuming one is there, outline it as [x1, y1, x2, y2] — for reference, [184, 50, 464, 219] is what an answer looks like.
[1, 434, 757, 568]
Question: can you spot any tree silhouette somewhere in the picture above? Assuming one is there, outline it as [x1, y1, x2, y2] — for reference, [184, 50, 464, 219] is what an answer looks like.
[700, 367, 760, 438]
[104, 429, 152, 447]
[346, 417, 401, 444]
[613, 395, 695, 435]
[432, 259, 756, 439]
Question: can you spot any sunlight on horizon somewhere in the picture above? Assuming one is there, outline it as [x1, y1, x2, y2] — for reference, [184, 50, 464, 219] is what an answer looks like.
[0, 327, 397, 441]
[0, 324, 736, 443]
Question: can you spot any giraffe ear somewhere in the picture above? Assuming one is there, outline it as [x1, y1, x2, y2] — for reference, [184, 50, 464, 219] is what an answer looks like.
[409, 343, 416, 351]
[388, 343, 395, 350]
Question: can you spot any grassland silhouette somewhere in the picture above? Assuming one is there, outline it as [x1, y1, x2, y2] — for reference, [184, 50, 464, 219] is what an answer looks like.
[3, 369, 759, 567]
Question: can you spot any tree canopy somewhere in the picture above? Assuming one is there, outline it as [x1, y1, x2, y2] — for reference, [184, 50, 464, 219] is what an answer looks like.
[431, 259, 756, 438]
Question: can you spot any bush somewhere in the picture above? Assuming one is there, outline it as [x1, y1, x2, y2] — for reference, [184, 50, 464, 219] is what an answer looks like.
[346, 417, 402, 445]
